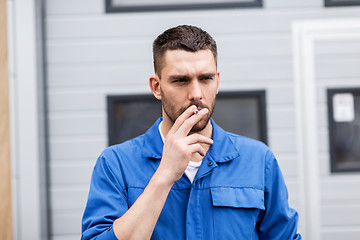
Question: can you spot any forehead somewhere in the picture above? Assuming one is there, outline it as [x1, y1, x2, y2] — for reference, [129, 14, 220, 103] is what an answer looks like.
[161, 49, 216, 76]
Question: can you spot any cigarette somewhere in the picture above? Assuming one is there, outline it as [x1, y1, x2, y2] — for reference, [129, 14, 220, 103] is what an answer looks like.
[194, 109, 199, 114]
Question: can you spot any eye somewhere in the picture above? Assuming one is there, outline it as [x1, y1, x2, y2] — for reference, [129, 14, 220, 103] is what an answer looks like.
[174, 79, 187, 83]
[200, 74, 215, 81]
[172, 77, 189, 84]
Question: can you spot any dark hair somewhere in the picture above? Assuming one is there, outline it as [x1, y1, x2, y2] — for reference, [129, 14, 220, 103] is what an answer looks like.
[153, 25, 217, 77]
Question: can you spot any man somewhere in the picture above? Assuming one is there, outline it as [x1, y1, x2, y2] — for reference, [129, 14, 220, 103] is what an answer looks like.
[82, 25, 301, 240]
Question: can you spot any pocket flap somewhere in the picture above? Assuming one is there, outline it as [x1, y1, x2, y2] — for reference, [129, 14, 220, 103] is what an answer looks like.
[211, 187, 265, 210]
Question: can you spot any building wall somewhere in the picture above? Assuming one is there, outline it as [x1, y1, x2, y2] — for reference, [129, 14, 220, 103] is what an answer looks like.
[44, 0, 360, 239]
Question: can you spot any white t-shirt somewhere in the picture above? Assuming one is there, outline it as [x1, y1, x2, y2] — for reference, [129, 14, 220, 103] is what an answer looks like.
[158, 122, 202, 183]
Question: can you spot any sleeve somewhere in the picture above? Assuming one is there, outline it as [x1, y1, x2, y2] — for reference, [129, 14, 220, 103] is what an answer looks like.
[256, 152, 302, 240]
[81, 151, 128, 240]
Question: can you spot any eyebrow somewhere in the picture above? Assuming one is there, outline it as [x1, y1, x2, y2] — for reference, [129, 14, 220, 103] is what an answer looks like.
[168, 73, 216, 81]
[198, 73, 216, 79]
[168, 75, 191, 81]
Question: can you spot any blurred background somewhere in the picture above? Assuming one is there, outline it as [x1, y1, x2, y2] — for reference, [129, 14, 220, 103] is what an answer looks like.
[1, 0, 360, 239]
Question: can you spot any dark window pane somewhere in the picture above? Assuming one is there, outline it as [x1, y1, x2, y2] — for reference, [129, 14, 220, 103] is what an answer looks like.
[107, 91, 267, 146]
[327, 88, 360, 172]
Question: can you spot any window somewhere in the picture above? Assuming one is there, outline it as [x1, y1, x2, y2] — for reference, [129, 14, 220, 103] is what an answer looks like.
[325, 0, 360, 7]
[107, 91, 267, 146]
[105, 0, 262, 13]
[327, 88, 360, 172]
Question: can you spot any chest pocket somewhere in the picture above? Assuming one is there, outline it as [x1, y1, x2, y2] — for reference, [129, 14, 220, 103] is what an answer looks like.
[210, 187, 265, 209]
[210, 187, 265, 239]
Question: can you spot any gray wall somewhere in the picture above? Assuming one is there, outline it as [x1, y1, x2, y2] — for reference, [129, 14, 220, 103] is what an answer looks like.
[44, 0, 360, 239]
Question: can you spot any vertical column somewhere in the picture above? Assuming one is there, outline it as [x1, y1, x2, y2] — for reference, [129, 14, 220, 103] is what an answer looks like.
[0, 0, 13, 239]
[9, 0, 48, 238]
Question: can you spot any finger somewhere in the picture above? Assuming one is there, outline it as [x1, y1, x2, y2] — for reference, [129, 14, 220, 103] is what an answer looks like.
[188, 144, 207, 157]
[184, 133, 213, 146]
[168, 105, 198, 134]
[176, 108, 209, 137]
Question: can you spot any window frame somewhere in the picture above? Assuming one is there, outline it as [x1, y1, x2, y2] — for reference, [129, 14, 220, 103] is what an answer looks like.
[325, 0, 360, 7]
[105, 0, 263, 13]
[327, 88, 360, 173]
[107, 90, 267, 146]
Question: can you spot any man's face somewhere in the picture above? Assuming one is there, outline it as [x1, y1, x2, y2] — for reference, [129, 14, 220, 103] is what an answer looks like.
[158, 49, 219, 133]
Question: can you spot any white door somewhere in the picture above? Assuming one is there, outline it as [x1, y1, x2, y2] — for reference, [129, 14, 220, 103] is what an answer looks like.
[293, 19, 360, 240]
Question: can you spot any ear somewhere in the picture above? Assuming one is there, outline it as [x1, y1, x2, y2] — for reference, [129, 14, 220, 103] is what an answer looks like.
[149, 75, 162, 100]
[216, 71, 220, 94]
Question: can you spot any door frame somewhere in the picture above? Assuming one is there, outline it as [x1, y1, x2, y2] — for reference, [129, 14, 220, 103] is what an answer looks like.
[292, 18, 360, 240]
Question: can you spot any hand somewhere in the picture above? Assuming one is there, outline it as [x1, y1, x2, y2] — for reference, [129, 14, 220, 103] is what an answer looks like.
[157, 105, 213, 183]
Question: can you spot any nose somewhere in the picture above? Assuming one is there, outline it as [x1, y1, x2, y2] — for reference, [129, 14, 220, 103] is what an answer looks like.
[188, 80, 203, 101]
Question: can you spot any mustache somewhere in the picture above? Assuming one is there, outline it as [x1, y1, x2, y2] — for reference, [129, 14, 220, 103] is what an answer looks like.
[178, 101, 208, 115]
[186, 101, 207, 110]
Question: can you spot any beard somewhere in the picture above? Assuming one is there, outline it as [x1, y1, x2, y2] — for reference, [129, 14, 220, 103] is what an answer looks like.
[160, 89, 215, 133]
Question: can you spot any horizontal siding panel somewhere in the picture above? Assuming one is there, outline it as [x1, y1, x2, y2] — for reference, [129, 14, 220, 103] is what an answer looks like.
[322, 205, 360, 226]
[46, 0, 103, 16]
[48, 91, 106, 112]
[48, 88, 151, 112]
[318, 154, 331, 176]
[322, 228, 360, 240]
[46, 39, 152, 64]
[315, 58, 360, 79]
[284, 180, 300, 205]
[265, 0, 321, 9]
[276, 153, 298, 161]
[45, 9, 360, 40]
[45, 11, 292, 40]
[50, 161, 94, 185]
[268, 130, 297, 154]
[316, 79, 360, 90]
[317, 129, 330, 154]
[51, 212, 82, 236]
[321, 178, 360, 202]
[47, 63, 152, 87]
[277, 157, 299, 178]
[51, 187, 89, 211]
[317, 107, 328, 129]
[267, 85, 294, 105]
[267, 107, 295, 129]
[315, 88, 328, 105]
[219, 58, 292, 82]
[218, 34, 292, 58]
[49, 138, 106, 160]
[220, 85, 294, 106]
[315, 39, 360, 55]
[52, 235, 80, 240]
[48, 113, 106, 136]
